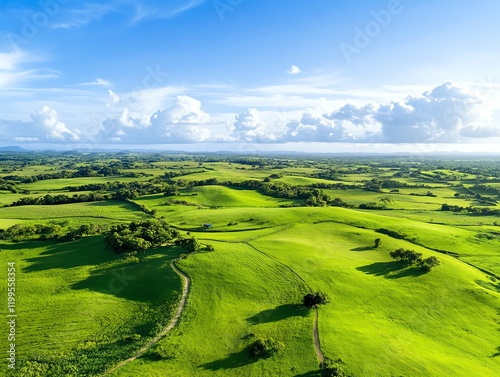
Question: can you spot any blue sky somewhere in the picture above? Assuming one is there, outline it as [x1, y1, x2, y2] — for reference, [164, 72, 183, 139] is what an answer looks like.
[1, 0, 500, 152]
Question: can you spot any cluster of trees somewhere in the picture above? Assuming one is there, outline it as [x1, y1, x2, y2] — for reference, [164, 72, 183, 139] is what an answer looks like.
[363, 178, 422, 192]
[0, 223, 108, 242]
[104, 220, 179, 254]
[65, 181, 166, 199]
[389, 248, 441, 271]
[359, 202, 387, 210]
[309, 168, 342, 181]
[3, 165, 121, 183]
[410, 191, 437, 197]
[441, 204, 500, 216]
[0, 178, 17, 193]
[8, 192, 110, 207]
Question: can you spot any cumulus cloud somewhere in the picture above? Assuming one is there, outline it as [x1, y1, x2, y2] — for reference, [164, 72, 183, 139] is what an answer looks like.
[0, 106, 79, 142]
[284, 82, 496, 143]
[285, 104, 381, 142]
[231, 108, 276, 142]
[287, 65, 301, 75]
[99, 95, 223, 143]
[375, 82, 488, 142]
[148, 96, 213, 142]
[1, 82, 498, 145]
[30, 106, 80, 141]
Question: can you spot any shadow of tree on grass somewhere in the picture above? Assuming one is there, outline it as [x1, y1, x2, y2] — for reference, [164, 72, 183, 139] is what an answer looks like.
[350, 246, 374, 252]
[293, 370, 322, 377]
[246, 304, 309, 325]
[200, 348, 258, 371]
[357, 261, 427, 279]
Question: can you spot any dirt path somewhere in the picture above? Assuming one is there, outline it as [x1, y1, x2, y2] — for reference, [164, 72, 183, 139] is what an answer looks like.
[313, 307, 324, 364]
[104, 260, 190, 376]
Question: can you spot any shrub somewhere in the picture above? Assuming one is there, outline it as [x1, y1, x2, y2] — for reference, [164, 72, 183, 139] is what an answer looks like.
[419, 256, 441, 271]
[249, 338, 285, 358]
[320, 357, 349, 377]
[303, 291, 329, 308]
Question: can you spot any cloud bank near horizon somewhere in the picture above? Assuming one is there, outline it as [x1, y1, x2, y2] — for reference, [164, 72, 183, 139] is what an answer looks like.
[1, 82, 499, 146]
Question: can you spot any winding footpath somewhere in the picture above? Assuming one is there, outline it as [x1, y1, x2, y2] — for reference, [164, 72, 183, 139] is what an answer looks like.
[103, 260, 190, 376]
[313, 307, 324, 364]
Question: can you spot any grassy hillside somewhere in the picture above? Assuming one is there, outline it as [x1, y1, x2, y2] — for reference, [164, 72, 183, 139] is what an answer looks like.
[248, 223, 500, 377]
[111, 242, 318, 377]
[0, 237, 185, 376]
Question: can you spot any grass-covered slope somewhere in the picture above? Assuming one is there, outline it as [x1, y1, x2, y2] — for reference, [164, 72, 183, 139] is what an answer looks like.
[111, 242, 318, 377]
[248, 222, 500, 377]
[0, 237, 185, 376]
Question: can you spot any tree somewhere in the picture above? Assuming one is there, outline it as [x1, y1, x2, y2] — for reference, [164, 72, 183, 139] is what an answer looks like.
[303, 291, 329, 308]
[374, 238, 382, 248]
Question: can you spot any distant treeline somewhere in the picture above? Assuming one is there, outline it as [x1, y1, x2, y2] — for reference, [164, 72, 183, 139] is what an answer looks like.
[440, 204, 500, 216]
[3, 165, 121, 183]
[8, 192, 110, 207]
[0, 223, 109, 242]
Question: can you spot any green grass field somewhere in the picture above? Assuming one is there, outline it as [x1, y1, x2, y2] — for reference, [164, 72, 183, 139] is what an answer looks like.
[0, 201, 151, 228]
[0, 237, 186, 376]
[0, 155, 499, 376]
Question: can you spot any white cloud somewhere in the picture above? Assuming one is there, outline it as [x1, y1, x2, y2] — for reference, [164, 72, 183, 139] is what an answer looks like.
[231, 108, 275, 142]
[99, 95, 225, 143]
[287, 65, 301, 75]
[460, 124, 500, 138]
[79, 78, 112, 87]
[148, 96, 213, 142]
[129, 0, 208, 22]
[0, 49, 57, 88]
[30, 106, 80, 141]
[285, 104, 380, 142]
[282, 82, 496, 143]
[0, 106, 79, 142]
[375, 82, 490, 142]
[51, 3, 114, 29]
[107, 90, 121, 108]
[1, 82, 498, 145]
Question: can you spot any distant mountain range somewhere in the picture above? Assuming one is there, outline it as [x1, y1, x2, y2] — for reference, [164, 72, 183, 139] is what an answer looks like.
[0, 146, 28, 152]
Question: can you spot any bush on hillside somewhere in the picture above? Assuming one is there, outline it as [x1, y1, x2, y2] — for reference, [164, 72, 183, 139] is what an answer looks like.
[390, 248, 441, 271]
[248, 338, 284, 358]
[320, 357, 349, 377]
[303, 291, 329, 308]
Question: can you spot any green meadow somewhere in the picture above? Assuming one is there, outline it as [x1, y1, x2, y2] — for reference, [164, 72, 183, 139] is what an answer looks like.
[0, 153, 499, 376]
